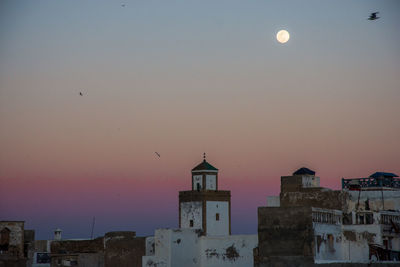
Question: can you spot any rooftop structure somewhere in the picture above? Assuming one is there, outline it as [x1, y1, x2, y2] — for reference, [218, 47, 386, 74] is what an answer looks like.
[342, 172, 400, 191]
[258, 168, 400, 266]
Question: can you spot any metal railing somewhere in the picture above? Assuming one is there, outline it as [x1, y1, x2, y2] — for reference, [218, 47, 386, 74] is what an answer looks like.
[342, 177, 400, 190]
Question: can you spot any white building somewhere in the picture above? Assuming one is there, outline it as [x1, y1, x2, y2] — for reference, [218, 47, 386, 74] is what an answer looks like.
[143, 156, 258, 267]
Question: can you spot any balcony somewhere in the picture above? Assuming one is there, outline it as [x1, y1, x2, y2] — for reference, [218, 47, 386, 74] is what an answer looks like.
[342, 176, 400, 190]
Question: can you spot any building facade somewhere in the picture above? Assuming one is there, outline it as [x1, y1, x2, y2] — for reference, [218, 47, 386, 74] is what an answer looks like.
[143, 157, 257, 267]
[256, 168, 400, 266]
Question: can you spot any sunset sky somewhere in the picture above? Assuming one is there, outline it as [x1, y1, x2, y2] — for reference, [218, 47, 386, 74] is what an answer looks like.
[1, 0, 399, 240]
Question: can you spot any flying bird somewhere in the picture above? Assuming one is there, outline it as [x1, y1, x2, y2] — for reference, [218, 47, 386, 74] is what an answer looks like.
[79, 92, 83, 96]
[121, 3, 126, 7]
[368, 12, 379, 20]
[155, 152, 161, 158]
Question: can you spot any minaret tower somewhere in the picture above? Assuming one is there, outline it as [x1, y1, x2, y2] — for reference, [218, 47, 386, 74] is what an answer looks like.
[179, 154, 231, 236]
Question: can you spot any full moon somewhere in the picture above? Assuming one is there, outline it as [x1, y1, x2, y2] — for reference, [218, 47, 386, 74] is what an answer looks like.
[276, 30, 290, 43]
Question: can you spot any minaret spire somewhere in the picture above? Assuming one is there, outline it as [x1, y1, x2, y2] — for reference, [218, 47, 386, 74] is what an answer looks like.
[203, 152, 206, 161]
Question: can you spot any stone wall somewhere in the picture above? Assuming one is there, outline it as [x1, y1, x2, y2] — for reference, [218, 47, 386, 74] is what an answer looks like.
[256, 206, 315, 266]
[280, 189, 349, 211]
[51, 237, 104, 254]
[50, 231, 145, 267]
[104, 231, 145, 267]
[0, 221, 24, 258]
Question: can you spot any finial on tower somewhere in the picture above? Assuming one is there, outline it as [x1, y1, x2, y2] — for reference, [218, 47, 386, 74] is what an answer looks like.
[203, 152, 206, 161]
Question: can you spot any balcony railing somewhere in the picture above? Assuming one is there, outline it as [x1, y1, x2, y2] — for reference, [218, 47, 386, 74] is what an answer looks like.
[342, 177, 400, 190]
[312, 208, 342, 225]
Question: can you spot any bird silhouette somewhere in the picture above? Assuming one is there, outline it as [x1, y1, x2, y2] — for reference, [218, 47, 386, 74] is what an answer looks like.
[155, 152, 161, 158]
[79, 92, 83, 96]
[368, 12, 379, 20]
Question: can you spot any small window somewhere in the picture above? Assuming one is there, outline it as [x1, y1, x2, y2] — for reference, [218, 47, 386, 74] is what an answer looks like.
[366, 213, 373, 224]
[190, 220, 194, 227]
[0, 228, 10, 252]
[327, 234, 335, 252]
[197, 183, 201, 191]
[216, 213, 220, 221]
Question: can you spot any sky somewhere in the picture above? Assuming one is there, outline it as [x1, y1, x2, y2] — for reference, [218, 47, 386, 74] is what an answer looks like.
[0, 0, 399, 240]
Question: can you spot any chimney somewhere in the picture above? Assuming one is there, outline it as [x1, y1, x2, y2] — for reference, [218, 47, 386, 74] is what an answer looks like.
[54, 228, 62, 241]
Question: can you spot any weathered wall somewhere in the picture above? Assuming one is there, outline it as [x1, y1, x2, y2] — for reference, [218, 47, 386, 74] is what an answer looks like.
[206, 201, 229, 236]
[104, 231, 145, 267]
[51, 237, 104, 254]
[346, 190, 400, 211]
[258, 206, 314, 260]
[180, 201, 202, 229]
[51, 231, 145, 267]
[281, 175, 320, 192]
[0, 258, 26, 267]
[143, 228, 200, 267]
[170, 229, 201, 267]
[50, 253, 104, 267]
[341, 224, 381, 262]
[78, 252, 105, 267]
[280, 189, 349, 211]
[0, 221, 24, 258]
[145, 236, 155, 256]
[142, 228, 256, 267]
[313, 223, 343, 261]
[199, 234, 257, 267]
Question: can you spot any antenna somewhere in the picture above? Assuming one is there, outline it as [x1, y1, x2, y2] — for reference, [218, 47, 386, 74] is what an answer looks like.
[90, 217, 95, 239]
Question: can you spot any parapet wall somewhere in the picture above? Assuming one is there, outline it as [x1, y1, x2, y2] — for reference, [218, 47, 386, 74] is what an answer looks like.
[280, 189, 349, 211]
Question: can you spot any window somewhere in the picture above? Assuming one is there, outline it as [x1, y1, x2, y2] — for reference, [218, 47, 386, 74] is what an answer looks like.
[327, 234, 335, 252]
[366, 213, 373, 224]
[190, 220, 194, 227]
[0, 228, 10, 252]
[197, 183, 201, 191]
[36, 253, 51, 264]
[216, 213, 220, 221]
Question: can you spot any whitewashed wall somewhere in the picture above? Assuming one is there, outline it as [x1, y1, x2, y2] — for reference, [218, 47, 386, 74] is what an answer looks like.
[206, 175, 216, 190]
[341, 224, 381, 263]
[301, 175, 320, 188]
[142, 229, 257, 267]
[145, 236, 155, 256]
[266, 196, 280, 207]
[199, 235, 258, 267]
[170, 229, 201, 267]
[313, 223, 343, 262]
[180, 202, 202, 229]
[206, 201, 229, 236]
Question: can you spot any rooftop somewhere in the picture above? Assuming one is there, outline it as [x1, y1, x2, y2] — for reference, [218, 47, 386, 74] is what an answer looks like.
[293, 167, 315, 176]
[191, 160, 218, 172]
[342, 172, 400, 190]
[370, 172, 399, 179]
